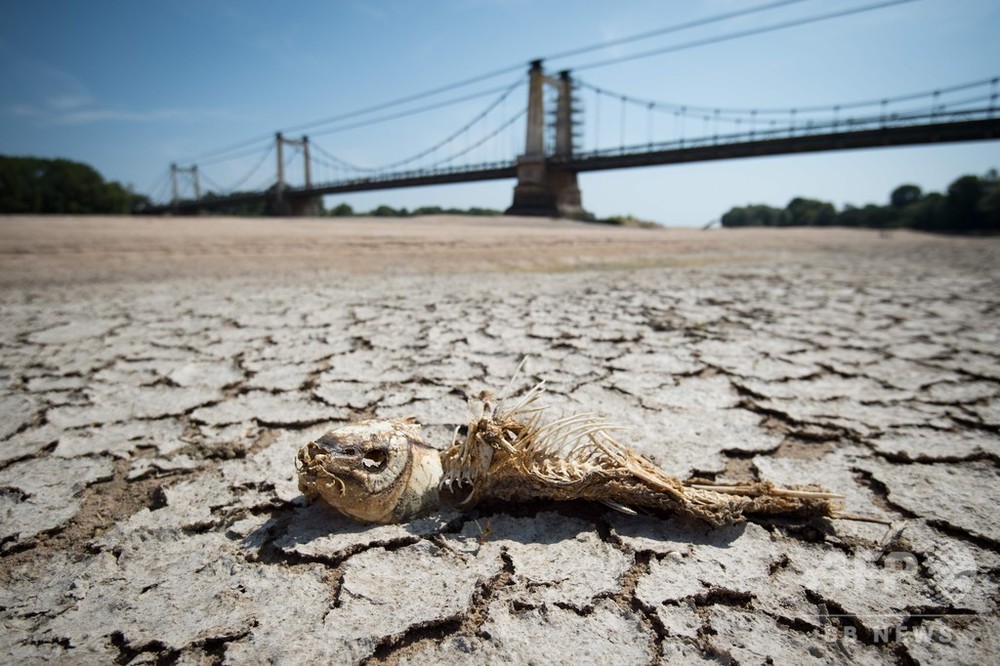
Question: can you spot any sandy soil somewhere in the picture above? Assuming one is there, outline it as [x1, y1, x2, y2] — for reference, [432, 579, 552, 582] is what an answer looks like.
[0, 214, 955, 286]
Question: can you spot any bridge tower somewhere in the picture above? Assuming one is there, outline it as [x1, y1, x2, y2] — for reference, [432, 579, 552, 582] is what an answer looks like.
[506, 61, 590, 220]
[271, 132, 322, 216]
[170, 163, 200, 207]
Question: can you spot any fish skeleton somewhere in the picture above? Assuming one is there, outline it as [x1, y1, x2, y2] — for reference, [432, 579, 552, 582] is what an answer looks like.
[296, 380, 845, 527]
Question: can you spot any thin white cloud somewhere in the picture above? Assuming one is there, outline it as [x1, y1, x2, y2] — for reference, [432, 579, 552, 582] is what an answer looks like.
[54, 108, 228, 125]
[12, 59, 97, 110]
[6, 103, 239, 126]
[46, 93, 94, 111]
[2, 50, 237, 127]
[8, 104, 37, 118]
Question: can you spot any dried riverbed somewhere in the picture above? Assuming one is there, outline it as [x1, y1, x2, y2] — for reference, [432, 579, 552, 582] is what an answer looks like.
[1, 216, 998, 663]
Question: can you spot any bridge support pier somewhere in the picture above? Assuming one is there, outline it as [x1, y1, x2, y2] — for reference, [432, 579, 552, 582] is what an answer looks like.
[505, 62, 591, 220]
[267, 194, 323, 217]
[506, 159, 587, 219]
[292, 196, 323, 216]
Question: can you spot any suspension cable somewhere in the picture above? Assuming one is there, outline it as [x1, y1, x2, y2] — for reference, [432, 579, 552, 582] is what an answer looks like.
[572, 0, 919, 72]
[198, 170, 226, 195]
[545, 0, 816, 64]
[424, 108, 526, 169]
[309, 142, 367, 173]
[182, 139, 273, 169]
[172, 0, 828, 166]
[221, 145, 276, 193]
[145, 169, 172, 204]
[360, 78, 524, 172]
[308, 81, 522, 140]
[283, 145, 301, 170]
[577, 75, 998, 122]
[620, 96, 626, 149]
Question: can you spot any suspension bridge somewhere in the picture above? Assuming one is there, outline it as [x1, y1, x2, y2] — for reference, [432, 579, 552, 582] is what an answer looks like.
[144, 62, 1000, 220]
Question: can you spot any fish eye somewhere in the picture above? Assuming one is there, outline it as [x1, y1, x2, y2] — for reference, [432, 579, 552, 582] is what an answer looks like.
[361, 448, 388, 472]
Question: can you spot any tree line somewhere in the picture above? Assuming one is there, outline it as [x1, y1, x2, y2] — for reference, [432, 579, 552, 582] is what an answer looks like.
[325, 203, 502, 217]
[0, 155, 149, 214]
[720, 170, 1000, 234]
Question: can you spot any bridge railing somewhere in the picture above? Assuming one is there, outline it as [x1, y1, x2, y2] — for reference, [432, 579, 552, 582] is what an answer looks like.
[559, 105, 997, 163]
[282, 158, 519, 195]
[153, 158, 522, 210]
[298, 104, 997, 191]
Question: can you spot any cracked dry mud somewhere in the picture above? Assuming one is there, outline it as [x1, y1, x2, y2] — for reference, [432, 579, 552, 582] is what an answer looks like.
[1, 217, 999, 664]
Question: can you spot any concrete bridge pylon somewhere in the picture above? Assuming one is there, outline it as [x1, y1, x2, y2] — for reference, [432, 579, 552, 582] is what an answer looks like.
[271, 132, 323, 216]
[170, 164, 200, 209]
[506, 61, 592, 220]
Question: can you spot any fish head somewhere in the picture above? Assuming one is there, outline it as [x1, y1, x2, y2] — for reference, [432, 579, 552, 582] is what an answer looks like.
[297, 418, 420, 524]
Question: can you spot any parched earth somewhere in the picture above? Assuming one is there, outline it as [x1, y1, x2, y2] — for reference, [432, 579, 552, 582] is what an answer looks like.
[1, 216, 999, 664]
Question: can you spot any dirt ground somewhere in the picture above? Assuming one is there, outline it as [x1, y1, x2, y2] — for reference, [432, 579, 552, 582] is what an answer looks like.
[1, 215, 998, 664]
[0, 214, 945, 285]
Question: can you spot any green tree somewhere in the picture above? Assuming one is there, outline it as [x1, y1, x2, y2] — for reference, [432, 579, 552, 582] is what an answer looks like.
[720, 207, 749, 227]
[466, 206, 501, 216]
[371, 204, 404, 217]
[784, 197, 836, 226]
[720, 204, 784, 227]
[890, 184, 922, 209]
[945, 174, 986, 232]
[0, 155, 148, 214]
[328, 202, 354, 216]
[977, 173, 1000, 233]
[899, 193, 946, 231]
[837, 204, 863, 227]
[719, 170, 999, 235]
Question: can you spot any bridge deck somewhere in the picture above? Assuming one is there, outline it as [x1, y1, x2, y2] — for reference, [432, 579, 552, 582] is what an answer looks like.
[556, 117, 1000, 172]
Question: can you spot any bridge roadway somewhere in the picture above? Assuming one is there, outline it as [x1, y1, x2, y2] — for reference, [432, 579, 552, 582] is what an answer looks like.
[150, 116, 1000, 215]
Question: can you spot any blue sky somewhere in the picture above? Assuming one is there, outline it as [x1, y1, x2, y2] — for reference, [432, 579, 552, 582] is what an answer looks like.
[1, 0, 998, 226]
